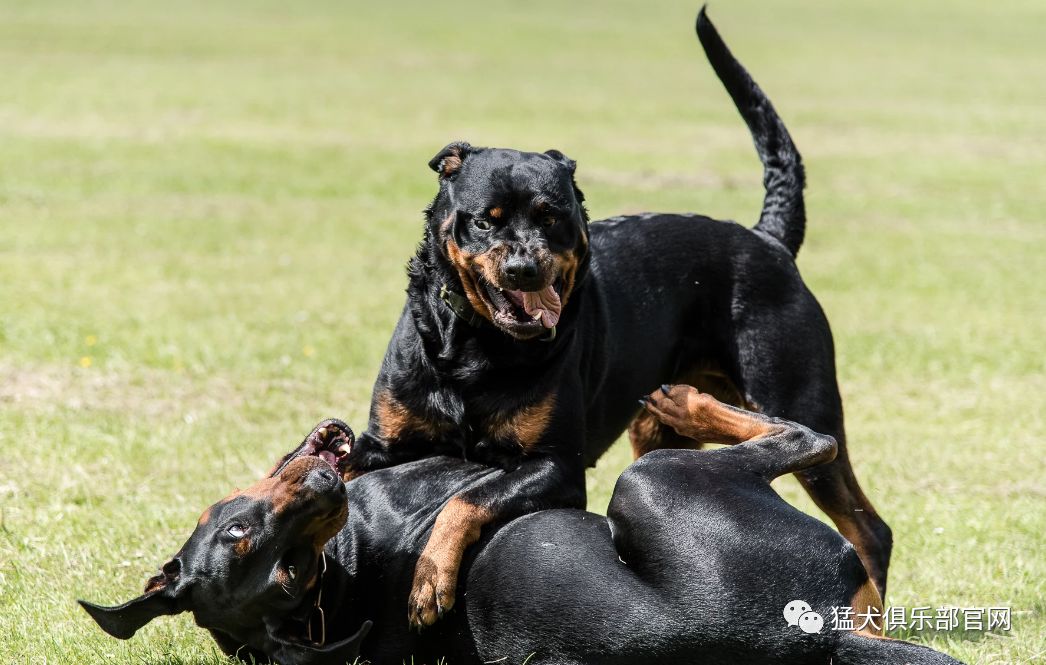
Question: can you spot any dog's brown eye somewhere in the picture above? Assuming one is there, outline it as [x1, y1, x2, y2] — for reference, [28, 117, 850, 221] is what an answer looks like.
[473, 218, 492, 231]
[542, 216, 557, 228]
[227, 524, 248, 538]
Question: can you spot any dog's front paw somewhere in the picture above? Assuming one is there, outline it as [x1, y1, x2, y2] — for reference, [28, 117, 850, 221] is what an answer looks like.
[407, 555, 457, 630]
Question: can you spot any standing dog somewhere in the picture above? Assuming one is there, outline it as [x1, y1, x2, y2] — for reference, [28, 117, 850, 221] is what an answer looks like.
[344, 8, 892, 627]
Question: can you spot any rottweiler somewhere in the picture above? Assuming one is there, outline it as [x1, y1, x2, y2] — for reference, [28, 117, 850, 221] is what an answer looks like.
[80, 392, 961, 664]
[341, 8, 892, 628]
[337, 8, 893, 628]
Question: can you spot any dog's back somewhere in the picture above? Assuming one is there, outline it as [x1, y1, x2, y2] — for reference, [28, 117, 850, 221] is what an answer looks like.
[577, 8, 815, 460]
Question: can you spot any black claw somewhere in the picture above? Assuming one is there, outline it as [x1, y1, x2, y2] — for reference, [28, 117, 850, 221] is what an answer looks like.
[661, 384, 671, 394]
[638, 397, 649, 406]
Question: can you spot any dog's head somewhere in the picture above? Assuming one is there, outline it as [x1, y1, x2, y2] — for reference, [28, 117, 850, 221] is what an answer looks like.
[79, 420, 372, 665]
[428, 141, 589, 340]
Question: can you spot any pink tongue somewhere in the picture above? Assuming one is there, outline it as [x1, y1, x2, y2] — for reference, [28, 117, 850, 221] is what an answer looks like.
[318, 450, 338, 469]
[516, 286, 561, 328]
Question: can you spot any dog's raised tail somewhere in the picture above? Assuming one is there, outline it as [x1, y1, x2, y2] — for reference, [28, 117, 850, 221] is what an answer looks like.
[696, 7, 806, 257]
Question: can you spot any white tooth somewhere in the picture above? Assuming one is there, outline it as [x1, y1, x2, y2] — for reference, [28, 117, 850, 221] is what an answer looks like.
[533, 311, 543, 321]
[316, 427, 328, 438]
[337, 443, 351, 455]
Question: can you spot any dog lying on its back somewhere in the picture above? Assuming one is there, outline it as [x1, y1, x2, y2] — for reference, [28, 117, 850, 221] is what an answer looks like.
[343, 7, 892, 627]
[80, 390, 962, 664]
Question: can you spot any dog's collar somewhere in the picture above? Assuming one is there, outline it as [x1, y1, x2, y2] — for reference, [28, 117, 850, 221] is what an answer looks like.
[438, 283, 557, 342]
[439, 283, 486, 328]
[305, 552, 328, 646]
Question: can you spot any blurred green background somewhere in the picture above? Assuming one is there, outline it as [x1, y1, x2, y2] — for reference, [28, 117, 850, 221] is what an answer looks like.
[1, 0, 1043, 662]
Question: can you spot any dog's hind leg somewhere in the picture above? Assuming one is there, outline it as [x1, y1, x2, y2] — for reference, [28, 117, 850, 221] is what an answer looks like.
[715, 289, 894, 599]
[628, 408, 700, 459]
[640, 385, 838, 477]
[628, 364, 746, 459]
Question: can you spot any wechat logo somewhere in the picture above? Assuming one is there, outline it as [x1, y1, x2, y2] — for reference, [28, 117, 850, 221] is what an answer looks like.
[783, 600, 824, 634]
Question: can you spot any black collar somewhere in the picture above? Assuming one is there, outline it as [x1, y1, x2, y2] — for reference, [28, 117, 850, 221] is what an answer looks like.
[439, 283, 486, 328]
[438, 283, 557, 342]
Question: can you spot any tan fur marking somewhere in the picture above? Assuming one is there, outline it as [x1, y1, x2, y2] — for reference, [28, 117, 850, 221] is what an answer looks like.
[675, 391, 776, 444]
[274, 566, 291, 587]
[441, 154, 462, 177]
[795, 476, 887, 598]
[445, 232, 585, 330]
[409, 497, 494, 624]
[629, 364, 751, 459]
[234, 537, 252, 557]
[643, 385, 779, 446]
[628, 408, 702, 459]
[143, 574, 166, 594]
[375, 389, 447, 442]
[197, 506, 212, 526]
[471, 244, 510, 287]
[490, 392, 557, 452]
[445, 239, 496, 323]
[238, 475, 295, 517]
[427, 497, 492, 566]
[233, 456, 348, 550]
[852, 628, 898, 641]
[553, 249, 582, 308]
[851, 577, 885, 636]
[488, 207, 502, 219]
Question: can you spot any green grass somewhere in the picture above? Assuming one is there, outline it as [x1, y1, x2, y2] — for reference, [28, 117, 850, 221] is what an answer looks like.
[1, 0, 1043, 662]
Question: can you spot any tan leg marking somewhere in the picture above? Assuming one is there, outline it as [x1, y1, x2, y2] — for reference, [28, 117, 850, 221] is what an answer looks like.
[851, 576, 885, 637]
[643, 384, 778, 445]
[628, 364, 747, 459]
[408, 497, 493, 628]
[628, 408, 702, 459]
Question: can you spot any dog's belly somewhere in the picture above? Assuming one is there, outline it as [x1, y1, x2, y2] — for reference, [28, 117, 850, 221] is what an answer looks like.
[463, 452, 849, 663]
[578, 214, 751, 458]
[465, 509, 678, 660]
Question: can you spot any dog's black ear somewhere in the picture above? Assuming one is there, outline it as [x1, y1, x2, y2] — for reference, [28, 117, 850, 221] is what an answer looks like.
[78, 557, 186, 639]
[544, 149, 577, 175]
[78, 589, 181, 639]
[428, 141, 472, 179]
[267, 620, 373, 665]
[545, 149, 586, 205]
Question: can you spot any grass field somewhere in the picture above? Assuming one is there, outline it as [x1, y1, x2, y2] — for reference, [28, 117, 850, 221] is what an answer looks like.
[1, 0, 1043, 662]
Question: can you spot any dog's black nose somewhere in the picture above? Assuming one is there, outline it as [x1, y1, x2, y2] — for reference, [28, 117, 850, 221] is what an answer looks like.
[307, 466, 339, 493]
[503, 255, 540, 287]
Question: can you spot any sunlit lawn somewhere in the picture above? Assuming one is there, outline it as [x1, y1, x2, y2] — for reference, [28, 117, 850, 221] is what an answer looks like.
[1, 0, 1043, 662]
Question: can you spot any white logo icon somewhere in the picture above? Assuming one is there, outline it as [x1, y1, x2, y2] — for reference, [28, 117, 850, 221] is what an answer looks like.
[783, 600, 812, 626]
[797, 610, 824, 634]
[783, 600, 824, 634]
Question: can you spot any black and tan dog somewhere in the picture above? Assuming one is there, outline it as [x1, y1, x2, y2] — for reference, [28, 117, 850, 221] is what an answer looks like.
[342, 7, 891, 628]
[80, 393, 961, 664]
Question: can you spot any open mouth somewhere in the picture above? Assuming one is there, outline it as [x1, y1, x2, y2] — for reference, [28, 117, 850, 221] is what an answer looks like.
[478, 276, 563, 335]
[275, 419, 354, 479]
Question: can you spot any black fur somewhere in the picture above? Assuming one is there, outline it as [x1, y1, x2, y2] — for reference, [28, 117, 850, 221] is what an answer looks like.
[80, 403, 963, 664]
[696, 9, 807, 256]
[345, 7, 891, 620]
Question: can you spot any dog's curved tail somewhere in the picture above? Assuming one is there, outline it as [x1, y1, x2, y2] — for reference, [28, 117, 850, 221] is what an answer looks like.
[696, 6, 806, 257]
[833, 631, 967, 665]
